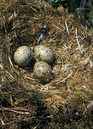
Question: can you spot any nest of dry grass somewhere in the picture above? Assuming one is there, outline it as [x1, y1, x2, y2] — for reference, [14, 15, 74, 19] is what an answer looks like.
[0, 0, 93, 128]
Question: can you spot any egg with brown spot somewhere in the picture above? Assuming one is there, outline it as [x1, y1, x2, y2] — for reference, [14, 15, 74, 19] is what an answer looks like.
[34, 45, 54, 64]
[33, 61, 52, 79]
[14, 46, 33, 66]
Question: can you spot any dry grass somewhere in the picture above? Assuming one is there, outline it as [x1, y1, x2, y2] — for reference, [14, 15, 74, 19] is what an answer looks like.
[0, 0, 93, 128]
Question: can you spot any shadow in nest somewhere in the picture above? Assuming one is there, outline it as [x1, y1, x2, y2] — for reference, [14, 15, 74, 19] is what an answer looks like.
[0, 80, 53, 128]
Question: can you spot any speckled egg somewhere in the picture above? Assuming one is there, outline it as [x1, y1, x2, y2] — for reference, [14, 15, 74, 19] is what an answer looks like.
[33, 61, 52, 79]
[14, 46, 33, 66]
[34, 45, 54, 64]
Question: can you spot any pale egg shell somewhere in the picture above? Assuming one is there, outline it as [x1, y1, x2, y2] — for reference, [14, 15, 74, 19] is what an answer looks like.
[14, 46, 32, 66]
[34, 45, 54, 64]
[33, 61, 52, 79]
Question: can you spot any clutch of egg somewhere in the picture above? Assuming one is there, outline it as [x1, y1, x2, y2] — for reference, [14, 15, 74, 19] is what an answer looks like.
[14, 45, 54, 83]
[14, 46, 33, 66]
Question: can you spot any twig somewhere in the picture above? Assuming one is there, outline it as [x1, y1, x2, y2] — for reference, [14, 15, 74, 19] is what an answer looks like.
[24, 75, 36, 80]
[83, 101, 93, 115]
[80, 32, 93, 41]
[5, 117, 36, 125]
[8, 56, 15, 72]
[39, 90, 63, 94]
[87, 101, 93, 109]
[65, 21, 69, 34]
[89, 60, 93, 67]
[53, 71, 73, 84]
[21, 5, 37, 12]
[4, 33, 18, 77]
[30, 6, 37, 12]
[58, 23, 65, 30]
[68, 31, 93, 44]
[4, 109, 30, 115]
[0, 64, 15, 81]
[0, 117, 5, 125]
[76, 28, 82, 54]
[53, 24, 61, 29]
[0, 107, 36, 114]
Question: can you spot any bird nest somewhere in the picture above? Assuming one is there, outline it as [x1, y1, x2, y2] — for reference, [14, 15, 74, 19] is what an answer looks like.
[0, 0, 93, 128]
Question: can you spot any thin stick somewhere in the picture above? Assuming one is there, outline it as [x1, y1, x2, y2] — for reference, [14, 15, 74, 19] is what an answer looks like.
[65, 21, 69, 34]
[0, 117, 5, 125]
[30, 6, 37, 12]
[40, 90, 63, 94]
[53, 24, 61, 29]
[24, 75, 36, 80]
[8, 56, 15, 71]
[89, 60, 93, 67]
[4, 116, 36, 125]
[0, 64, 15, 81]
[87, 101, 93, 109]
[53, 71, 73, 84]
[58, 23, 65, 30]
[4, 109, 30, 115]
[0, 107, 36, 114]
[76, 28, 82, 53]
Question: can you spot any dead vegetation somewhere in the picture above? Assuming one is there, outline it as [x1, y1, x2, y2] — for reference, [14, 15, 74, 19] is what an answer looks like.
[0, 0, 93, 128]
